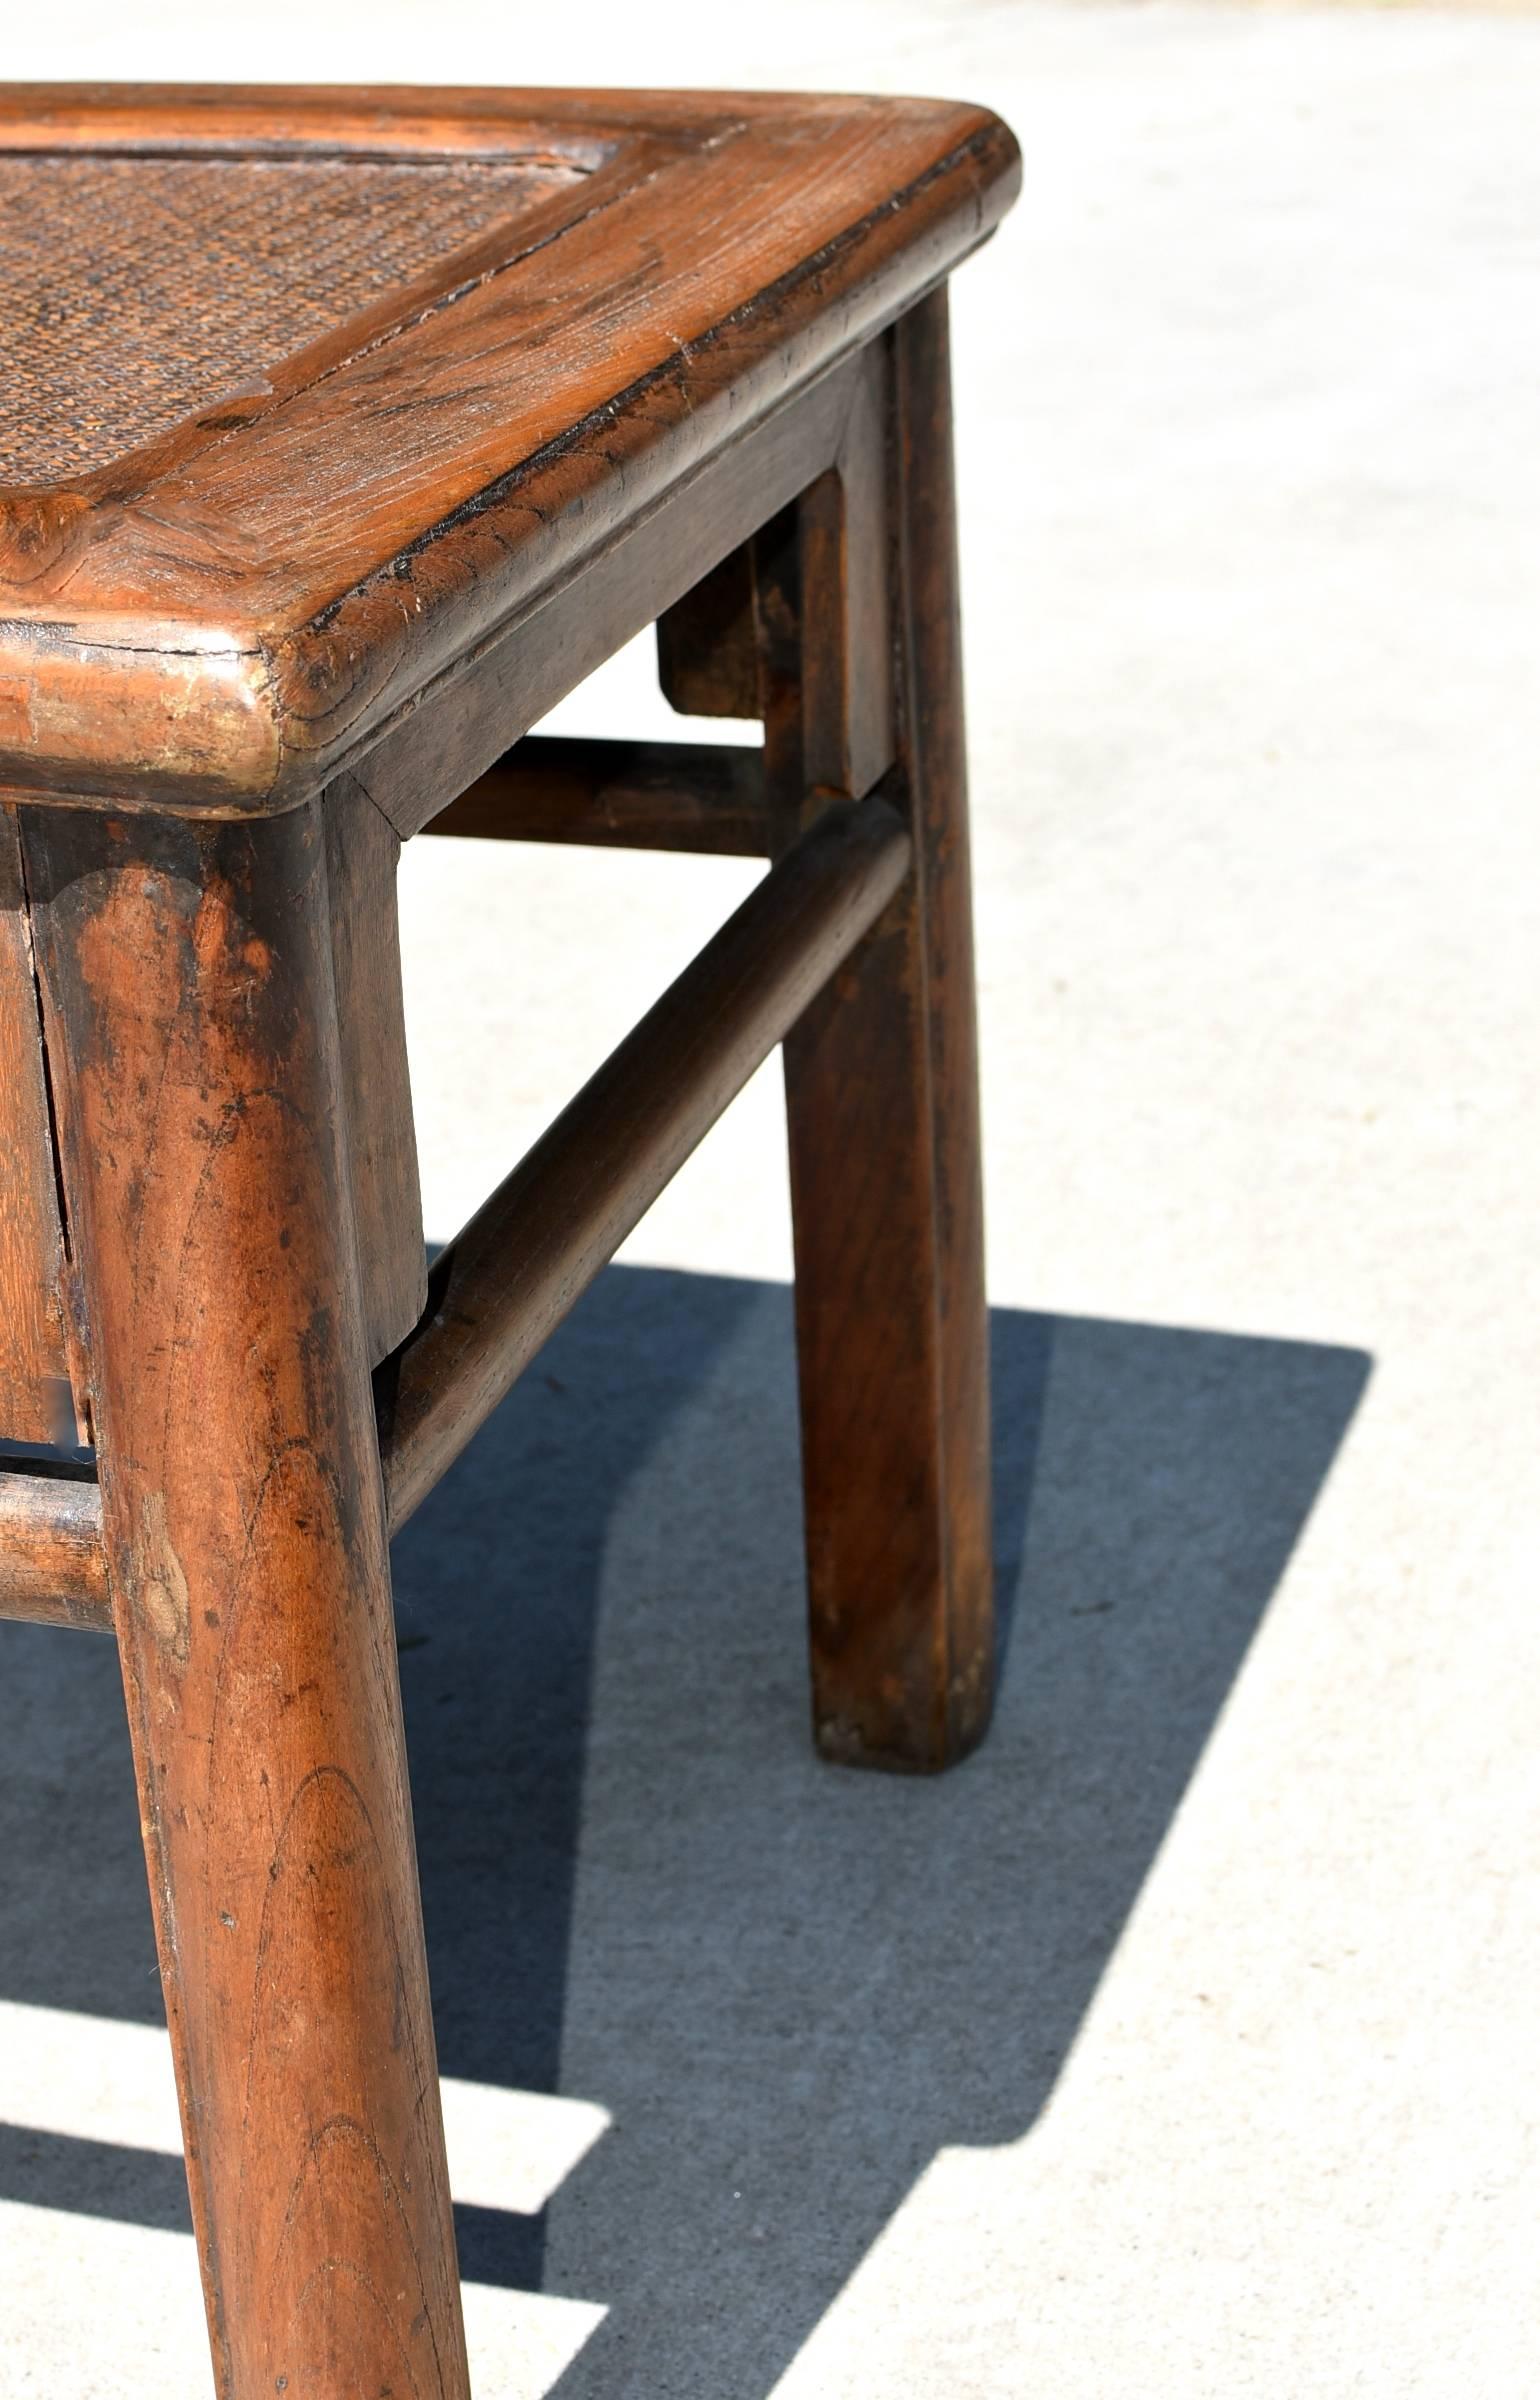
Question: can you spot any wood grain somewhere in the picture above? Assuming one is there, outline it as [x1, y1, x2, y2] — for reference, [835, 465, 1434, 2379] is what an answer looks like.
[21, 799, 468, 2400]
[759, 290, 994, 1771]
[0, 804, 77, 1445]
[889, 288, 995, 1759]
[423, 735, 768, 854]
[324, 774, 428, 1360]
[379, 792, 911, 1530]
[0, 93, 1016, 2395]
[657, 544, 762, 721]
[0, 86, 1020, 816]
[0, 1463, 106, 1626]
[350, 349, 860, 838]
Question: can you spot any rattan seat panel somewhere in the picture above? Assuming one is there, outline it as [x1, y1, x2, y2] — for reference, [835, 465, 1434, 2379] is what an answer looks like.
[0, 152, 585, 485]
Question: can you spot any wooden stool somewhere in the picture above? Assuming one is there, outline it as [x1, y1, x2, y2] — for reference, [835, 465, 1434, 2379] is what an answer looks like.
[0, 84, 1019, 2398]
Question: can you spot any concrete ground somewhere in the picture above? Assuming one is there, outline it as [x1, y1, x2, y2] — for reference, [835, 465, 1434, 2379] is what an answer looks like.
[3, 5, 1538, 2393]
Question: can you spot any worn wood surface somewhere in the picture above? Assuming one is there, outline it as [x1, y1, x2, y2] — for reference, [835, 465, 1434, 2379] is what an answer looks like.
[350, 351, 860, 839]
[0, 88, 1017, 2397]
[0, 1462, 107, 1626]
[20, 800, 469, 2400]
[758, 289, 994, 1771]
[324, 774, 428, 1360]
[0, 780, 892, 1630]
[379, 793, 910, 1530]
[0, 85, 1019, 815]
[657, 545, 762, 721]
[425, 735, 768, 853]
[0, 805, 78, 1446]
[887, 289, 995, 1759]
[795, 344, 896, 808]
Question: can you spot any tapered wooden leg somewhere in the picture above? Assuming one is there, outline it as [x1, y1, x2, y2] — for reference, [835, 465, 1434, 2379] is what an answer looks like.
[21, 800, 470, 2400]
[757, 288, 994, 1772]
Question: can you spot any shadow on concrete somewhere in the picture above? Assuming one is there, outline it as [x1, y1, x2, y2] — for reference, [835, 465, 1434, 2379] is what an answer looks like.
[0, 1264, 1368, 2396]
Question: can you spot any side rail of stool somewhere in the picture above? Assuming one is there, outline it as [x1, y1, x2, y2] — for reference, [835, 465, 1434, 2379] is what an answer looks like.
[0, 781, 909, 1631]
[428, 735, 770, 856]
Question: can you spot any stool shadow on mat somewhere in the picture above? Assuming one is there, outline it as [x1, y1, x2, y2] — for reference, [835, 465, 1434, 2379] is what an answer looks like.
[0, 1264, 1368, 2399]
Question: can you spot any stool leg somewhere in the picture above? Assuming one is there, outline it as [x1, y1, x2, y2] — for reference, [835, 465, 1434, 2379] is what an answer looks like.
[759, 287, 994, 1773]
[21, 801, 471, 2400]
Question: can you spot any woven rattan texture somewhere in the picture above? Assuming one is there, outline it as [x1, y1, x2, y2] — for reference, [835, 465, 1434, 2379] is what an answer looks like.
[0, 152, 586, 486]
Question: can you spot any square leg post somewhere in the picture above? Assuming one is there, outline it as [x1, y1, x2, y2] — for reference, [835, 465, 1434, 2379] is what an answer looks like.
[756, 286, 994, 1771]
[21, 799, 471, 2400]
